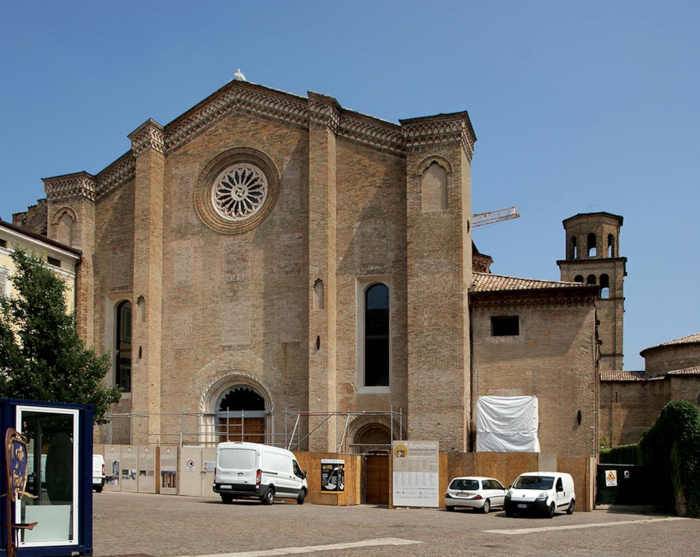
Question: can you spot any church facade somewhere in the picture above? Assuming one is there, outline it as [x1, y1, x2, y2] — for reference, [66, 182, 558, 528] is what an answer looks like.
[12, 77, 602, 461]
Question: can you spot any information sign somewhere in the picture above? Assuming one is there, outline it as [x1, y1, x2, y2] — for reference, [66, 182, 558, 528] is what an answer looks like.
[391, 440, 439, 507]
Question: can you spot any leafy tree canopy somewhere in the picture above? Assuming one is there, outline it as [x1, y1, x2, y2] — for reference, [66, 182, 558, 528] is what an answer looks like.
[0, 249, 119, 421]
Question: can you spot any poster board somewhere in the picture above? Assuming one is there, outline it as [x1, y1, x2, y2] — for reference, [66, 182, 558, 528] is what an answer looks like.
[120, 445, 138, 492]
[320, 459, 345, 492]
[201, 446, 216, 497]
[104, 445, 121, 491]
[179, 445, 203, 497]
[159, 446, 178, 495]
[392, 440, 439, 507]
[137, 445, 156, 493]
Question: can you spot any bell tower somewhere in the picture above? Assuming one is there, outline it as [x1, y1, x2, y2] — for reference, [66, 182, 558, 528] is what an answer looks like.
[557, 212, 626, 371]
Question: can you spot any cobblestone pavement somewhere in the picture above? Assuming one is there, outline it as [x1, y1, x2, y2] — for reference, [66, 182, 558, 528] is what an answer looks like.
[94, 492, 699, 557]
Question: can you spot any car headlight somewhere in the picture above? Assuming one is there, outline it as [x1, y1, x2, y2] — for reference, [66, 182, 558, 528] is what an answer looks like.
[535, 492, 548, 501]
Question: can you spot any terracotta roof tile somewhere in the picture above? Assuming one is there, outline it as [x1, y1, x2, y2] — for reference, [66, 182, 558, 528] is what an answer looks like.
[600, 370, 650, 382]
[666, 366, 700, 376]
[470, 272, 585, 293]
[640, 332, 700, 356]
[657, 333, 700, 347]
[600, 367, 700, 381]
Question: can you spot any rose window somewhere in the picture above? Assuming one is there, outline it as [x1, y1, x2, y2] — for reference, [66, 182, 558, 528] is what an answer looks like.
[211, 163, 268, 221]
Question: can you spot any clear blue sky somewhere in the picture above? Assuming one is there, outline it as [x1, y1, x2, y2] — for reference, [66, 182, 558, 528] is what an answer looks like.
[1, 1, 698, 368]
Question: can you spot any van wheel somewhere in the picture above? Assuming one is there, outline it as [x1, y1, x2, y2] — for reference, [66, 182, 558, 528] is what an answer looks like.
[482, 499, 491, 514]
[567, 499, 575, 514]
[296, 489, 306, 505]
[221, 494, 233, 504]
[261, 486, 275, 505]
[547, 503, 555, 518]
[445, 505, 455, 512]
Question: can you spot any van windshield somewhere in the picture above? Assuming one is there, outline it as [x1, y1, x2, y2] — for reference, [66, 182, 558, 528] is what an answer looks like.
[449, 479, 480, 490]
[219, 448, 256, 469]
[513, 476, 554, 490]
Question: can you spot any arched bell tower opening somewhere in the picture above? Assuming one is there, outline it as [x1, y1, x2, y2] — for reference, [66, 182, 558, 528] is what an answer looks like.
[557, 212, 627, 371]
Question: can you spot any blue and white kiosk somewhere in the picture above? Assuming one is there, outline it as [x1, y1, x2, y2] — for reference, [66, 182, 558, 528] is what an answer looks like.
[1, 399, 93, 557]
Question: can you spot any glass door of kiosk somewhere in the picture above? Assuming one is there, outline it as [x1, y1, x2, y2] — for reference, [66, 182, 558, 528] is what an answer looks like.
[15, 405, 80, 548]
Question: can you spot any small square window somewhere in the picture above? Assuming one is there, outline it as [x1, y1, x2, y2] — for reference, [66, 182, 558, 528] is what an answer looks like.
[47, 256, 61, 268]
[491, 315, 519, 336]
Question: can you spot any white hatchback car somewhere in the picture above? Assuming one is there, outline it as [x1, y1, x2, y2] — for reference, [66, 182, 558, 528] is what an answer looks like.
[444, 476, 507, 513]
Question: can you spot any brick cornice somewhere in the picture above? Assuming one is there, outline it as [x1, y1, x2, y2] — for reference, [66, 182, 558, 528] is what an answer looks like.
[166, 82, 309, 153]
[308, 92, 341, 134]
[400, 112, 477, 161]
[96, 152, 136, 199]
[339, 112, 405, 155]
[43, 171, 96, 202]
[48, 82, 479, 201]
[128, 118, 165, 156]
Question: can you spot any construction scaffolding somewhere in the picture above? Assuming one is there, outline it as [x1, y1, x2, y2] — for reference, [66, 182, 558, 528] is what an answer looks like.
[285, 409, 404, 452]
[102, 407, 404, 452]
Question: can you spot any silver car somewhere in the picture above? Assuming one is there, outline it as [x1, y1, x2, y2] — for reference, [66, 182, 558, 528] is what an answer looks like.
[445, 476, 507, 513]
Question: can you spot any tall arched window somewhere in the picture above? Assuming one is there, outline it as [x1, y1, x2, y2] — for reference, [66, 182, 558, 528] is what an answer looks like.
[607, 234, 615, 257]
[364, 283, 390, 387]
[587, 233, 597, 257]
[586, 274, 597, 285]
[600, 274, 610, 299]
[570, 237, 578, 259]
[115, 301, 132, 392]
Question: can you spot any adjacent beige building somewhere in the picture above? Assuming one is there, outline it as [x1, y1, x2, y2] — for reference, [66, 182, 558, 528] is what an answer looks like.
[0, 219, 80, 313]
[13, 76, 601, 463]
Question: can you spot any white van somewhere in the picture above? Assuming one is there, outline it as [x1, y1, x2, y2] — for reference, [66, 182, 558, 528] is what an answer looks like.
[504, 472, 575, 517]
[213, 442, 308, 505]
[92, 454, 105, 493]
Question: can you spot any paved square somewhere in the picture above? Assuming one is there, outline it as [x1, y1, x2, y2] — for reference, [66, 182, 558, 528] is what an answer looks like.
[94, 492, 698, 556]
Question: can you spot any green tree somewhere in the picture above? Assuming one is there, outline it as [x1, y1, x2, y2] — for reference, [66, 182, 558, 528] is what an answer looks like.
[0, 249, 119, 421]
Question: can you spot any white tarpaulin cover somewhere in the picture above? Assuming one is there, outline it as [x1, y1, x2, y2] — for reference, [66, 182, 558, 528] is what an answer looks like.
[476, 396, 540, 453]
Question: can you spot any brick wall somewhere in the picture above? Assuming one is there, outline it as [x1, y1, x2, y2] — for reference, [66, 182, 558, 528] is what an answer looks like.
[471, 297, 598, 459]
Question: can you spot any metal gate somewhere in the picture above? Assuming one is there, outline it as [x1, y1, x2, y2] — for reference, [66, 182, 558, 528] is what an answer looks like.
[596, 463, 649, 505]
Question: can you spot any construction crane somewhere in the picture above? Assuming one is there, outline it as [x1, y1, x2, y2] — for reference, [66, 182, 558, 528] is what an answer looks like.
[472, 206, 520, 228]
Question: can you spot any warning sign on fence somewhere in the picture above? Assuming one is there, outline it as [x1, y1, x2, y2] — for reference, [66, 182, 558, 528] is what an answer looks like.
[605, 469, 618, 487]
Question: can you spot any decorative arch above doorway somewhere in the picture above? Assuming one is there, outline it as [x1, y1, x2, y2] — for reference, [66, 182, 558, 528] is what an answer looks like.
[216, 385, 267, 443]
[199, 372, 273, 445]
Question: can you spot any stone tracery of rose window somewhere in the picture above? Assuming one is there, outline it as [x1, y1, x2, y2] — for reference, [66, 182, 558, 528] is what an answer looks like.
[211, 163, 268, 221]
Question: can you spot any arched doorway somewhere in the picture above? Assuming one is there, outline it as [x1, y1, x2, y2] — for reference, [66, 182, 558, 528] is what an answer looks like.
[353, 423, 391, 505]
[353, 423, 391, 454]
[216, 386, 266, 443]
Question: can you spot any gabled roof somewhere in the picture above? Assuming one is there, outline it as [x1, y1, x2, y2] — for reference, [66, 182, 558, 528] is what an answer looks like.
[470, 272, 586, 293]
[41, 79, 477, 203]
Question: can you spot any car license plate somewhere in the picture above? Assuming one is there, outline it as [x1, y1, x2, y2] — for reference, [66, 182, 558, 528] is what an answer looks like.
[517, 503, 527, 509]
[220, 484, 232, 490]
